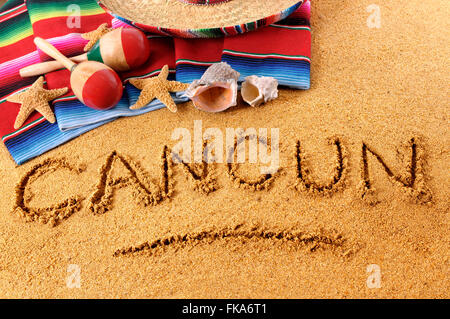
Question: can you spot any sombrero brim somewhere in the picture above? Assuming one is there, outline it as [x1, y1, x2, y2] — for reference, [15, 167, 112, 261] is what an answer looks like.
[98, 0, 304, 38]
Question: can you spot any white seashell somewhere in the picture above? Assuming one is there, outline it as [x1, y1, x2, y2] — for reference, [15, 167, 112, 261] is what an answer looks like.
[241, 75, 279, 107]
[186, 62, 240, 112]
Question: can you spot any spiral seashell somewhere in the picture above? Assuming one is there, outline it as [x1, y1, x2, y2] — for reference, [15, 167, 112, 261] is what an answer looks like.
[241, 75, 279, 107]
[186, 62, 240, 112]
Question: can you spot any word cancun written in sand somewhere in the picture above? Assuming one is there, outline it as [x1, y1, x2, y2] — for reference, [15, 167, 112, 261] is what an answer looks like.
[12, 134, 432, 226]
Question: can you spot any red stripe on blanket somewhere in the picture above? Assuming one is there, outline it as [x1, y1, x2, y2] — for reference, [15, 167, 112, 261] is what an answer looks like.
[0, 36, 36, 64]
[225, 25, 311, 58]
[175, 37, 224, 63]
[0, 5, 27, 23]
[31, 13, 112, 39]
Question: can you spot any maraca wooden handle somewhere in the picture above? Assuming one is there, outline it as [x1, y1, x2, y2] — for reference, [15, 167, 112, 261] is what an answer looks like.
[20, 54, 88, 78]
[34, 37, 77, 71]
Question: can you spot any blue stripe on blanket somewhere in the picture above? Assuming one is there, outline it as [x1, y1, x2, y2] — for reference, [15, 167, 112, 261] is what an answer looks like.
[4, 119, 113, 165]
[222, 54, 310, 89]
[54, 84, 189, 131]
[176, 63, 212, 84]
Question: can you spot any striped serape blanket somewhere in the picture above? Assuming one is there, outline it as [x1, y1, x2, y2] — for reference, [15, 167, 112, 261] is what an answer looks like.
[0, 0, 311, 165]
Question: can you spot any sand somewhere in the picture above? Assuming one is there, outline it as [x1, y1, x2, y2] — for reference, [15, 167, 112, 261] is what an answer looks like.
[0, 0, 448, 298]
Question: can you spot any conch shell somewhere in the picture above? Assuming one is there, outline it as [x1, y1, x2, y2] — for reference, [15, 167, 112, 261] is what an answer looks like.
[241, 75, 279, 107]
[186, 62, 240, 112]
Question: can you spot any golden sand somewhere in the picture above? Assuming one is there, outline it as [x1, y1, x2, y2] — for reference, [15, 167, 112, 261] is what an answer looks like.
[0, 0, 448, 298]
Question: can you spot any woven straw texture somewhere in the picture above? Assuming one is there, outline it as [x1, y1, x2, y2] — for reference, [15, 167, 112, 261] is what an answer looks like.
[100, 0, 301, 29]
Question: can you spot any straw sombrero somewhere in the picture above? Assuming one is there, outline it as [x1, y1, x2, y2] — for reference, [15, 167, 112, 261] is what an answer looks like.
[99, 0, 304, 38]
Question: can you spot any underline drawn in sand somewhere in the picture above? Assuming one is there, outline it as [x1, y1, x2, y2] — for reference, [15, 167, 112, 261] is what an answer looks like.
[113, 224, 353, 258]
[12, 137, 432, 227]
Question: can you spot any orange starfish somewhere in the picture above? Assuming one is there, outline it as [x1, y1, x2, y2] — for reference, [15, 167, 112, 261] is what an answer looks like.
[129, 65, 189, 113]
[81, 23, 112, 52]
[7, 77, 68, 129]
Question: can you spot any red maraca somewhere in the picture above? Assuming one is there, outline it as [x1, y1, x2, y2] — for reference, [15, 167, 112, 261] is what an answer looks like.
[34, 37, 123, 110]
[22, 28, 150, 77]
[90, 27, 151, 71]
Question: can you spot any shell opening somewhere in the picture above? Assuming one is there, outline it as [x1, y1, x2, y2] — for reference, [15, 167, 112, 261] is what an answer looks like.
[241, 82, 261, 104]
[192, 84, 234, 112]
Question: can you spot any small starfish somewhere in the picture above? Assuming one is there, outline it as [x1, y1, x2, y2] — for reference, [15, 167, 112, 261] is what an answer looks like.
[7, 77, 68, 129]
[81, 23, 112, 52]
[129, 65, 189, 113]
